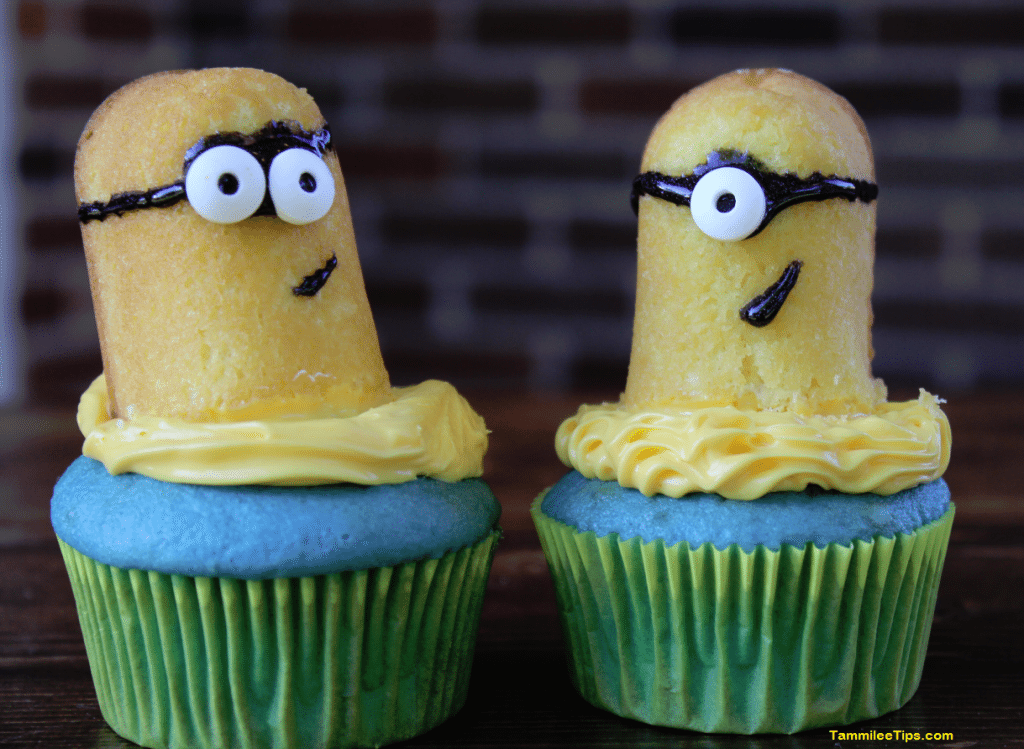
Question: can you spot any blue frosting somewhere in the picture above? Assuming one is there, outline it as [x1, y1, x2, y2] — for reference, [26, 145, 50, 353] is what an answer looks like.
[52, 456, 500, 579]
[541, 470, 950, 552]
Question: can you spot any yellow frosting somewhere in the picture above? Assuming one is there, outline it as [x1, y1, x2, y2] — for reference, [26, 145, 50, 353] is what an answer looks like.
[78, 375, 488, 486]
[556, 391, 950, 500]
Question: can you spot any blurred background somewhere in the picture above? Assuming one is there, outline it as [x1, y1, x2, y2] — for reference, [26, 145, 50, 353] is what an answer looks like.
[3, 0, 1024, 408]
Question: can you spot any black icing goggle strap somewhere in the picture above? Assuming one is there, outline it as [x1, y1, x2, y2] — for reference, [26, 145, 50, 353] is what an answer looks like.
[630, 150, 878, 237]
[77, 182, 188, 223]
[78, 121, 332, 224]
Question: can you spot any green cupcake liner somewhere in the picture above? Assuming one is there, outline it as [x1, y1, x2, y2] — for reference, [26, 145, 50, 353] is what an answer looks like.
[532, 494, 953, 734]
[58, 530, 499, 749]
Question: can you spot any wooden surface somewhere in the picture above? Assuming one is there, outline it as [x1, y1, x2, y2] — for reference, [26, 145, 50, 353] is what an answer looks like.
[2, 389, 1022, 748]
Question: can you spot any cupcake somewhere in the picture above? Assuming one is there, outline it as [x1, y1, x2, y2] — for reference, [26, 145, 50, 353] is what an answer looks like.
[532, 69, 952, 734]
[52, 68, 499, 749]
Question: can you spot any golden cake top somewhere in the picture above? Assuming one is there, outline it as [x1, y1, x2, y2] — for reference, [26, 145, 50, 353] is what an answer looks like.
[640, 68, 873, 184]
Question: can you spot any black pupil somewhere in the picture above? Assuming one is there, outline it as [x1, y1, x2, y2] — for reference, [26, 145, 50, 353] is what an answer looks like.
[218, 173, 239, 195]
[716, 193, 736, 213]
[299, 172, 316, 193]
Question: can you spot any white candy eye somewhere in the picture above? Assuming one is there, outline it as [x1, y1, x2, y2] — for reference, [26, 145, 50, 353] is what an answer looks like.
[268, 148, 335, 225]
[184, 145, 266, 224]
[689, 166, 766, 241]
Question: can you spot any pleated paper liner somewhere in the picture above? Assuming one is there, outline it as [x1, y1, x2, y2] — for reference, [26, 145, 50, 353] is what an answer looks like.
[58, 530, 499, 749]
[532, 493, 954, 734]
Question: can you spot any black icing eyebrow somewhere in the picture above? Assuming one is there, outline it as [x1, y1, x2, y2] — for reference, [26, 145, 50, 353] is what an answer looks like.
[630, 149, 878, 238]
[181, 120, 332, 174]
[77, 120, 333, 224]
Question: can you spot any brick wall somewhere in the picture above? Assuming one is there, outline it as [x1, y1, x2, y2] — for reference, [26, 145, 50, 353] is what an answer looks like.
[10, 0, 1024, 407]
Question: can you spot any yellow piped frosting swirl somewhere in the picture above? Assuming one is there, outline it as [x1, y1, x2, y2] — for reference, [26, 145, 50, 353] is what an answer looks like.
[79, 375, 488, 486]
[556, 391, 950, 500]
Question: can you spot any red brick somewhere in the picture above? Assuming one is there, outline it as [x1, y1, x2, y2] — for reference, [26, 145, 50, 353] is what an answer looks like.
[479, 151, 624, 180]
[1000, 84, 1024, 117]
[874, 301, 1024, 333]
[380, 215, 529, 248]
[364, 280, 430, 312]
[472, 286, 629, 316]
[28, 351, 104, 409]
[875, 228, 941, 259]
[476, 8, 630, 45]
[833, 82, 960, 117]
[24, 74, 111, 109]
[878, 9, 1024, 45]
[18, 1, 47, 39]
[672, 9, 840, 46]
[297, 81, 344, 110]
[184, 5, 247, 39]
[568, 220, 635, 252]
[287, 8, 436, 45]
[338, 143, 445, 180]
[26, 218, 82, 251]
[878, 157, 1024, 187]
[19, 147, 73, 182]
[385, 79, 538, 113]
[80, 2, 153, 41]
[21, 287, 75, 324]
[570, 356, 628, 391]
[383, 349, 531, 389]
[982, 231, 1024, 261]
[579, 78, 697, 115]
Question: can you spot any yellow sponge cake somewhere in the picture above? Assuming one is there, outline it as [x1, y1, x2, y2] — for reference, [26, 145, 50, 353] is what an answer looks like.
[76, 68, 390, 421]
[626, 68, 880, 415]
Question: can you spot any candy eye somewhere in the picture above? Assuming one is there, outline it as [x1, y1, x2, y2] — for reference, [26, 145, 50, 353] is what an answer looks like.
[268, 148, 335, 225]
[184, 145, 266, 224]
[689, 167, 766, 241]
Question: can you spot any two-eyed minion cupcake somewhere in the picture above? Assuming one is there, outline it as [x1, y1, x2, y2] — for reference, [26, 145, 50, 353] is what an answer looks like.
[532, 69, 953, 734]
[52, 68, 499, 749]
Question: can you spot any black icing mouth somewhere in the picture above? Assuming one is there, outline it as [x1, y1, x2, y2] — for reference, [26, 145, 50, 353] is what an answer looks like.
[292, 253, 337, 297]
[739, 260, 803, 327]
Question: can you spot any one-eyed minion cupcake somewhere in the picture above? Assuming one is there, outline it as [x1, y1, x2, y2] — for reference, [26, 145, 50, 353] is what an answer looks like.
[532, 69, 952, 734]
[52, 68, 499, 749]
